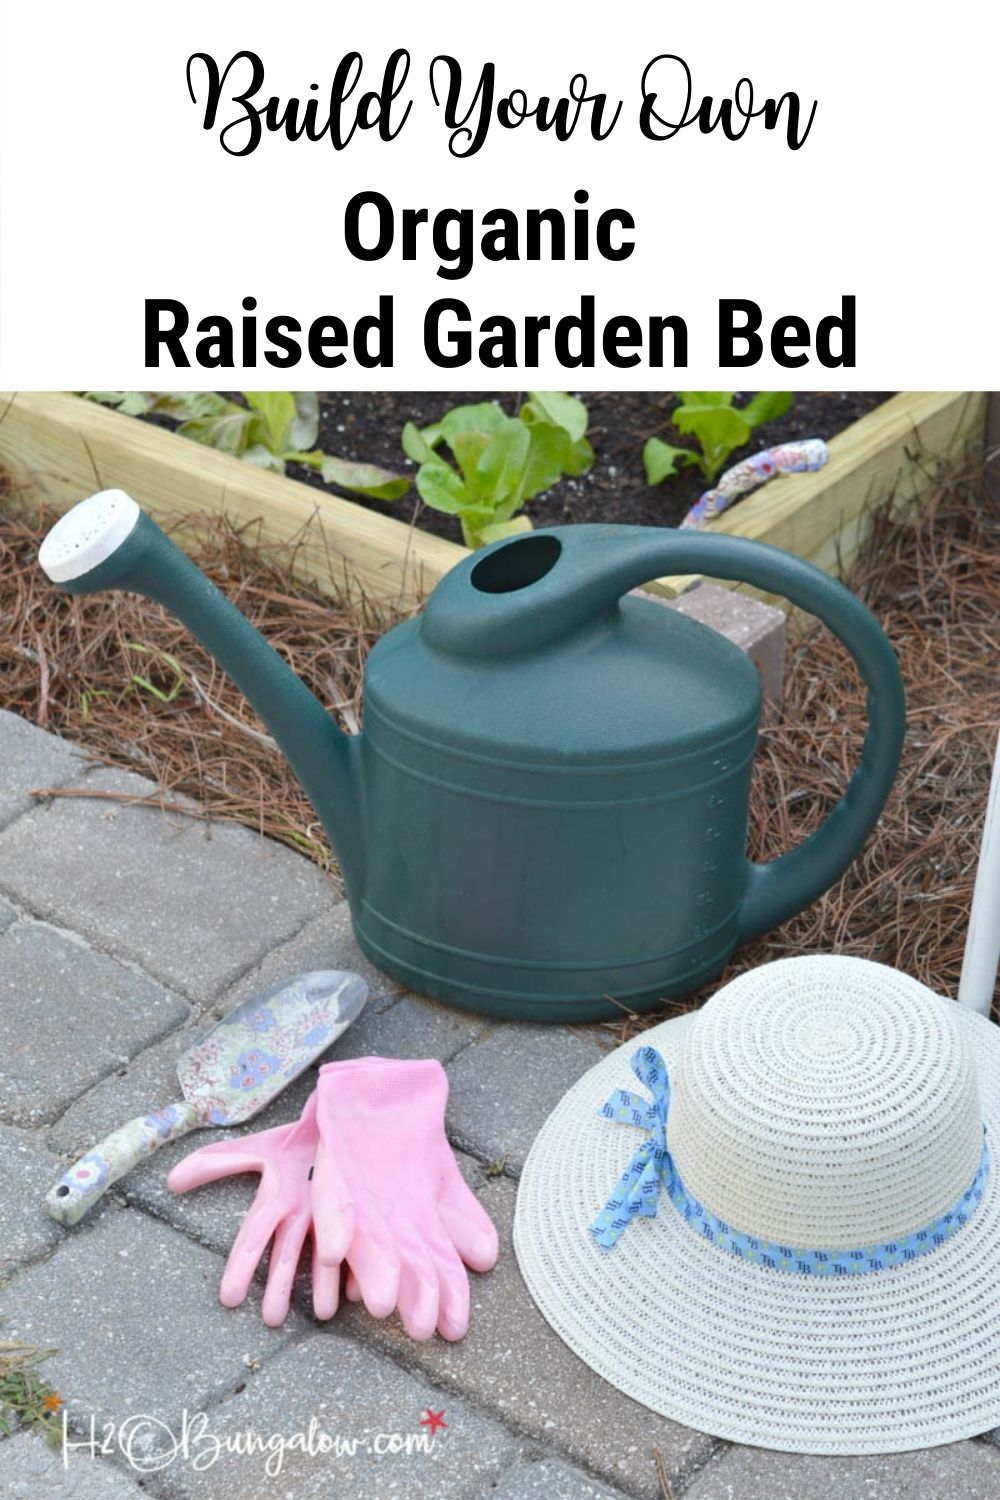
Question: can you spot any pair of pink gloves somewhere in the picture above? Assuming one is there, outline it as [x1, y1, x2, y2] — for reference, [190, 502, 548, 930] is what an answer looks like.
[166, 1058, 499, 1340]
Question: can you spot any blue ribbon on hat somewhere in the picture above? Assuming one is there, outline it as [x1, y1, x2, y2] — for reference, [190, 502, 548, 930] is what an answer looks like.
[590, 1046, 991, 1272]
[590, 1046, 675, 1249]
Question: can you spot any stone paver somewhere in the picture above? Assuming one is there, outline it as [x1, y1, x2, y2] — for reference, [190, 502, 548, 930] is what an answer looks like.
[0, 920, 189, 1126]
[337, 1163, 712, 1499]
[0, 1430, 146, 1499]
[123, 1135, 270, 1260]
[445, 1022, 607, 1173]
[212, 901, 401, 1009]
[147, 1331, 522, 1500]
[0, 1123, 69, 1273]
[45, 991, 393, 1165]
[683, 1439, 1000, 1500]
[213, 903, 487, 1058]
[492, 1456, 631, 1498]
[5, 708, 993, 1500]
[0, 765, 335, 1003]
[334, 993, 489, 1065]
[46, 1014, 232, 1157]
[0, 710, 89, 832]
[1, 1208, 302, 1428]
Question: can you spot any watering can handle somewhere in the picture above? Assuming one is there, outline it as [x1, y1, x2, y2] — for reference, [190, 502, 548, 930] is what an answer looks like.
[427, 525, 906, 938]
[619, 530, 906, 940]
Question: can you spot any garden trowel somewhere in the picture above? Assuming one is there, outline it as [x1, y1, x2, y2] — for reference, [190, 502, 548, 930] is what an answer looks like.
[45, 970, 368, 1226]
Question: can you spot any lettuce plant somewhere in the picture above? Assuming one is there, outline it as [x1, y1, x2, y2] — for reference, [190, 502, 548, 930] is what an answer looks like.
[644, 391, 793, 486]
[84, 392, 409, 501]
[401, 392, 593, 549]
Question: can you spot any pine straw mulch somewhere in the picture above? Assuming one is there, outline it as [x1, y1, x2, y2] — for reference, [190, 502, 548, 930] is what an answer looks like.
[0, 499, 412, 887]
[681, 462, 1000, 1034]
[1, 467, 998, 1030]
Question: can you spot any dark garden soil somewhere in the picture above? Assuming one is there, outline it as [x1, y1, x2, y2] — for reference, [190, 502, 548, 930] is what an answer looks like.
[301, 390, 892, 538]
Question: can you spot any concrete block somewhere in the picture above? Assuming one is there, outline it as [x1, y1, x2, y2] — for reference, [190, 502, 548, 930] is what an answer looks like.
[212, 905, 488, 1062]
[334, 994, 488, 1066]
[0, 711, 89, 833]
[640, 582, 786, 706]
[0, 1124, 69, 1273]
[46, 1014, 232, 1157]
[0, 920, 189, 1126]
[492, 1456, 632, 1498]
[0, 1430, 146, 1499]
[0, 767, 336, 1003]
[337, 1162, 714, 1499]
[148, 1331, 522, 1500]
[1, 1208, 301, 1429]
[445, 1023, 607, 1174]
[206, 900, 400, 1013]
[684, 1438, 1000, 1500]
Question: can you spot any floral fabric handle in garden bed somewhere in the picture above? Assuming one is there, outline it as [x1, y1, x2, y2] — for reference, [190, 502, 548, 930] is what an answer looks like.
[680, 439, 829, 529]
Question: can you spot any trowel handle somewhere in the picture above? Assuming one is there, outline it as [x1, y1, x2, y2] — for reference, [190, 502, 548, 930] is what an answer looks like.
[46, 1098, 202, 1226]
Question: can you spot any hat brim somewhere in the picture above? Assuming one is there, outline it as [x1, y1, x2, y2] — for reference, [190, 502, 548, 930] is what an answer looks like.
[513, 1004, 1000, 1454]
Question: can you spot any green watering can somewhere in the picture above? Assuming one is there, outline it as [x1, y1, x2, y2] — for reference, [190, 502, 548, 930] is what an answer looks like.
[39, 492, 905, 1023]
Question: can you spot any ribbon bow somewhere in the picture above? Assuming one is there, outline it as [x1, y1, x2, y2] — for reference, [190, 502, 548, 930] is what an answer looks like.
[590, 1046, 674, 1250]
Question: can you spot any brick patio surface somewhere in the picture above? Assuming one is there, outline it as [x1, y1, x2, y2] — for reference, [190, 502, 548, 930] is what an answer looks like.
[1, 710, 998, 1499]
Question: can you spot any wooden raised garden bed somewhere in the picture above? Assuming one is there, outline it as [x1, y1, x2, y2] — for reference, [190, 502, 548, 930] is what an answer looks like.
[0, 390, 987, 609]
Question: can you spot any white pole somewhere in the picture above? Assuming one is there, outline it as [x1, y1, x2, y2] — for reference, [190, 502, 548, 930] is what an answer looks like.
[958, 729, 1000, 1016]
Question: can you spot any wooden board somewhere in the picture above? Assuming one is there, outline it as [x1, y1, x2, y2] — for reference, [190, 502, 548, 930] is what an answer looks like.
[0, 390, 986, 612]
[0, 390, 465, 609]
[646, 391, 987, 603]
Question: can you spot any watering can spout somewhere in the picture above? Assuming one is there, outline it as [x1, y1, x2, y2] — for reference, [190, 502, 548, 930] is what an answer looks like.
[38, 492, 364, 897]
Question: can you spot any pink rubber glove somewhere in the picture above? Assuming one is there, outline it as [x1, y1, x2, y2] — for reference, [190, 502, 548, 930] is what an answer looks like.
[312, 1058, 499, 1342]
[167, 1090, 338, 1328]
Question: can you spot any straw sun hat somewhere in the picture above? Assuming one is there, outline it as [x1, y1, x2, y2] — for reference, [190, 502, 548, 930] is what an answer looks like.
[513, 955, 1000, 1453]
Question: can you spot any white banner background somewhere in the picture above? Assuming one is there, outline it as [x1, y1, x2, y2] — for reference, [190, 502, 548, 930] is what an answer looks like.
[0, 0, 995, 388]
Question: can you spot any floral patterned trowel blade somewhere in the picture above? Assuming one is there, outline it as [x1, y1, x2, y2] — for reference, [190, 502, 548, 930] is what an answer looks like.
[45, 970, 368, 1227]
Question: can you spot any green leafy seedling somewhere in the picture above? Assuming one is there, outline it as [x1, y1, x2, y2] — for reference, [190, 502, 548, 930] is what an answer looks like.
[80, 687, 110, 723]
[0, 1338, 62, 1449]
[644, 391, 793, 486]
[83, 392, 410, 502]
[80, 646, 184, 723]
[125, 642, 186, 704]
[401, 392, 593, 549]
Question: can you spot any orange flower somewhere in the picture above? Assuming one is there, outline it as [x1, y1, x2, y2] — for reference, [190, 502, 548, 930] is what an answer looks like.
[43, 1392, 62, 1412]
